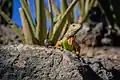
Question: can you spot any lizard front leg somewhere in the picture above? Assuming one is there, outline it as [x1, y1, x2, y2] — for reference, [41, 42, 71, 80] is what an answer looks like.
[55, 40, 63, 49]
[55, 38, 74, 51]
[68, 37, 81, 57]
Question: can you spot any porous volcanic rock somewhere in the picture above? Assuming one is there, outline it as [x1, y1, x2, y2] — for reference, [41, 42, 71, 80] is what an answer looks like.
[0, 44, 83, 80]
[0, 44, 120, 80]
[0, 25, 22, 45]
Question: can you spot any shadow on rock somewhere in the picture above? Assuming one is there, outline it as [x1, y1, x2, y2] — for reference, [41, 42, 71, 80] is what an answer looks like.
[111, 68, 120, 80]
[79, 65, 103, 80]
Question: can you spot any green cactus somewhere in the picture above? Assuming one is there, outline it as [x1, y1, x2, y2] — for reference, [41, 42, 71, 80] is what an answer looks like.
[35, 0, 47, 45]
[19, 8, 35, 44]
[20, 0, 35, 36]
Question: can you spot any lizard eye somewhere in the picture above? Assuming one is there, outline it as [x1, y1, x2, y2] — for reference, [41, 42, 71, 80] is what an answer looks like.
[72, 24, 75, 27]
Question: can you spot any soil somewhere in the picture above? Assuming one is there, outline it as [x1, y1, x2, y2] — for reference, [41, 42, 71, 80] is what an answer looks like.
[1, 25, 120, 80]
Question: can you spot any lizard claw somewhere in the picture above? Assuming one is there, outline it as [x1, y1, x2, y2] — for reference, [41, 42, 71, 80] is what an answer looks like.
[55, 41, 62, 48]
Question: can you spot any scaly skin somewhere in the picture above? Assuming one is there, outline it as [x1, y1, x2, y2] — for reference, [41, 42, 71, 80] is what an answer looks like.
[55, 23, 82, 57]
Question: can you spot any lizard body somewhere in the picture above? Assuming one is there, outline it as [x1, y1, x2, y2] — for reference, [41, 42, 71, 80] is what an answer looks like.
[55, 23, 82, 57]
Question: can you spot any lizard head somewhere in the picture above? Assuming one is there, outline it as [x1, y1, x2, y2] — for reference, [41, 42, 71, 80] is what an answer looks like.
[65, 24, 82, 38]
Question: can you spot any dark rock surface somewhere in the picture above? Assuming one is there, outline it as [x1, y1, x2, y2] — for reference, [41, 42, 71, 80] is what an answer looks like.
[0, 44, 120, 80]
[0, 44, 83, 80]
[0, 25, 22, 45]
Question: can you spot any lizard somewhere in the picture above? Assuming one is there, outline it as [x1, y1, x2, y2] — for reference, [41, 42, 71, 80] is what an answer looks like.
[55, 23, 82, 57]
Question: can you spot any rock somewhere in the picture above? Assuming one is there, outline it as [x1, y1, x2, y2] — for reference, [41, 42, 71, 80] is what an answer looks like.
[80, 23, 90, 35]
[75, 23, 91, 45]
[0, 44, 120, 80]
[92, 22, 103, 35]
[76, 22, 104, 46]
[0, 44, 83, 80]
[0, 25, 23, 45]
[101, 38, 112, 45]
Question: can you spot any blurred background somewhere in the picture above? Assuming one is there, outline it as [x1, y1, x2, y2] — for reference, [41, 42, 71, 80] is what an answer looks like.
[1, 0, 120, 26]
[1, 0, 120, 46]
[0, 0, 80, 28]
[0, 0, 12, 24]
